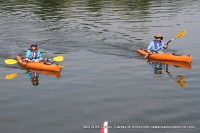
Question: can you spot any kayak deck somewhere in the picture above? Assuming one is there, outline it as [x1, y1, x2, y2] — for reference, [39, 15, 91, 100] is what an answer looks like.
[137, 49, 192, 63]
[17, 55, 62, 72]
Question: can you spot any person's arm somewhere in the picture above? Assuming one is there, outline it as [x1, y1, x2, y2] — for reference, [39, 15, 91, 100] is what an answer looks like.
[147, 41, 154, 53]
[165, 42, 169, 49]
[24, 50, 30, 61]
[38, 50, 43, 60]
[163, 41, 168, 49]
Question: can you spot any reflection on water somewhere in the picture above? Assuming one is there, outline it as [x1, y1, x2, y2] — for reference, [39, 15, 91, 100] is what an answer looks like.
[175, 75, 187, 88]
[147, 60, 188, 88]
[26, 71, 40, 86]
[5, 68, 61, 86]
[0, 0, 199, 52]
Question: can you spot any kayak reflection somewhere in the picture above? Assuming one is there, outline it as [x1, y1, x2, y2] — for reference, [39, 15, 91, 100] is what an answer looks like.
[146, 59, 190, 88]
[147, 59, 192, 70]
[26, 71, 40, 86]
[25, 69, 61, 86]
[5, 69, 61, 86]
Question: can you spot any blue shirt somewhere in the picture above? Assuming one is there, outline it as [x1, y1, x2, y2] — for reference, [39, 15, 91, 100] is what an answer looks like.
[26, 72, 40, 79]
[150, 62, 165, 74]
[26, 50, 42, 61]
[147, 40, 165, 52]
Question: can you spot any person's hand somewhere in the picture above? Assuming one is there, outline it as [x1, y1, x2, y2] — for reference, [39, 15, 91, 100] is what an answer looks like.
[165, 43, 169, 48]
[22, 58, 28, 62]
[144, 50, 152, 58]
[147, 50, 151, 53]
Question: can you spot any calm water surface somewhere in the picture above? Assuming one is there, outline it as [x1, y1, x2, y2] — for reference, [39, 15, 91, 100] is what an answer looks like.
[0, 0, 200, 133]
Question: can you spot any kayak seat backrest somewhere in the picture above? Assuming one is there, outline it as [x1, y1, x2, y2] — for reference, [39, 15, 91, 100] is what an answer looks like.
[44, 62, 53, 65]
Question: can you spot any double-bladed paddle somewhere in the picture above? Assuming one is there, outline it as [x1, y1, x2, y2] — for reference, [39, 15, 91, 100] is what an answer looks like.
[4, 56, 64, 65]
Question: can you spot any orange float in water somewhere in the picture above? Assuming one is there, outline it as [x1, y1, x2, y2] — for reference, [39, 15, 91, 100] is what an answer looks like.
[137, 49, 192, 63]
[17, 55, 62, 72]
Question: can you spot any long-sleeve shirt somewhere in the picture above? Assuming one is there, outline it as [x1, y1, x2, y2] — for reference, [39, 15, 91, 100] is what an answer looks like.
[26, 49, 42, 61]
[147, 40, 166, 52]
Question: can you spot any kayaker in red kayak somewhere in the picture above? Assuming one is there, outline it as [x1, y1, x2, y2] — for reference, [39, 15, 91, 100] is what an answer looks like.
[23, 43, 43, 62]
[147, 34, 168, 53]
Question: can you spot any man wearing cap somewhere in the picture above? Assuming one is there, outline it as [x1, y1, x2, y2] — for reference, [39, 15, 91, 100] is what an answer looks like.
[24, 43, 43, 62]
[147, 33, 168, 53]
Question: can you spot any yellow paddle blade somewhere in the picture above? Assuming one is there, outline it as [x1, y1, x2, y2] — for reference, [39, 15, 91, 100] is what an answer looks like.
[5, 73, 18, 80]
[175, 80, 187, 88]
[52, 56, 64, 62]
[175, 30, 186, 38]
[177, 75, 184, 80]
[4, 59, 18, 64]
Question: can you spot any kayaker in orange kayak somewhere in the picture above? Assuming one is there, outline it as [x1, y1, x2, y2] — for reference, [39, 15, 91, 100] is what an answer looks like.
[23, 43, 43, 62]
[147, 34, 168, 53]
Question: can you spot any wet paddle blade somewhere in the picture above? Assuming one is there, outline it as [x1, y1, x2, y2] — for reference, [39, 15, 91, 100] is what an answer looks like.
[175, 30, 186, 38]
[5, 59, 18, 64]
[5, 73, 18, 80]
[52, 56, 64, 62]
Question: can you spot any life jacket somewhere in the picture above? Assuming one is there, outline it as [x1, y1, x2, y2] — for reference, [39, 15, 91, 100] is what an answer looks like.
[153, 40, 162, 52]
[31, 72, 38, 77]
[29, 49, 38, 60]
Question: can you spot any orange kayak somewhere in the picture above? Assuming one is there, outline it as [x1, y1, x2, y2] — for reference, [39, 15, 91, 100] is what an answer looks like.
[17, 55, 62, 72]
[137, 49, 192, 63]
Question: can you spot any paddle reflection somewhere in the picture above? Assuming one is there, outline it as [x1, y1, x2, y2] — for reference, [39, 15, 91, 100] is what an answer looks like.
[175, 75, 187, 88]
[5, 69, 61, 86]
[147, 59, 190, 88]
